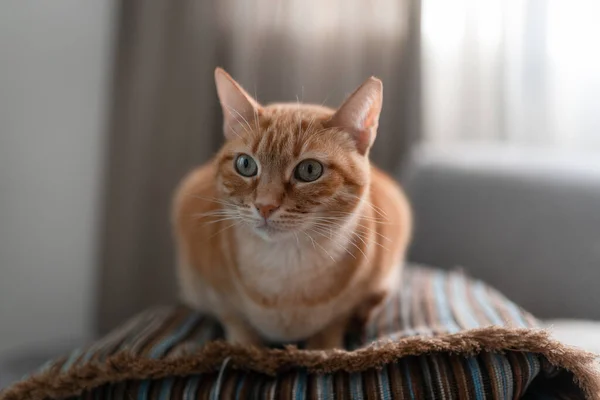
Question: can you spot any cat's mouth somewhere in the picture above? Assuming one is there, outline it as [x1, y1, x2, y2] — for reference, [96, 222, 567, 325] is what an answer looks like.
[253, 218, 304, 241]
[253, 223, 285, 240]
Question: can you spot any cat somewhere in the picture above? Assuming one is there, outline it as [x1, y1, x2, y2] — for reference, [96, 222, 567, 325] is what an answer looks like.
[172, 68, 412, 349]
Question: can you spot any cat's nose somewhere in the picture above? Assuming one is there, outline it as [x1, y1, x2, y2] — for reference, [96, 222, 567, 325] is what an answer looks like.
[255, 203, 280, 219]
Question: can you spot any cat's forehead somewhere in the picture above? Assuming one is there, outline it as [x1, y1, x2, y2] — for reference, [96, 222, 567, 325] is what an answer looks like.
[258, 105, 330, 133]
[252, 119, 308, 167]
[250, 106, 332, 160]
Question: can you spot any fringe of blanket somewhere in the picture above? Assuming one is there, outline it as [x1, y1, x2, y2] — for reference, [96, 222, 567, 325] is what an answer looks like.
[2, 327, 599, 400]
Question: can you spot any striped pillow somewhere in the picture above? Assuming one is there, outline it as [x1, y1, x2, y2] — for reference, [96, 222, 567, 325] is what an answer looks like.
[2, 266, 598, 400]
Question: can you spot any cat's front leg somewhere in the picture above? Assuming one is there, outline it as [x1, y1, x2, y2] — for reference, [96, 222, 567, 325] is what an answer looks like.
[354, 291, 388, 327]
[305, 315, 350, 350]
[222, 315, 263, 347]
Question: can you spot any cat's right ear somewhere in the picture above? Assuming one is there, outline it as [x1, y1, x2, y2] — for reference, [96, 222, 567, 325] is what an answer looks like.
[324, 77, 383, 155]
[215, 68, 262, 140]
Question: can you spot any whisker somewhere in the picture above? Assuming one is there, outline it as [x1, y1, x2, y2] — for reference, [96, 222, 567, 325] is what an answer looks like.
[317, 227, 363, 260]
[253, 86, 261, 133]
[349, 228, 390, 251]
[192, 214, 236, 222]
[350, 229, 369, 247]
[221, 107, 246, 142]
[224, 104, 253, 136]
[363, 203, 389, 219]
[294, 231, 300, 247]
[296, 95, 303, 140]
[311, 225, 369, 260]
[304, 117, 317, 137]
[302, 231, 335, 262]
[230, 126, 245, 142]
[188, 195, 238, 208]
[347, 194, 389, 218]
[311, 213, 389, 224]
[308, 127, 332, 136]
[209, 221, 243, 239]
[308, 217, 393, 243]
[193, 210, 237, 217]
[303, 230, 317, 251]
[310, 226, 359, 260]
[201, 217, 244, 225]
[311, 222, 390, 252]
[353, 223, 392, 242]
[323, 202, 390, 221]
[320, 88, 334, 107]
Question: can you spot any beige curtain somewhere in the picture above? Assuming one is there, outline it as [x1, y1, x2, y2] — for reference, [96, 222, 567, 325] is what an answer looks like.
[97, 0, 421, 333]
[421, 0, 600, 149]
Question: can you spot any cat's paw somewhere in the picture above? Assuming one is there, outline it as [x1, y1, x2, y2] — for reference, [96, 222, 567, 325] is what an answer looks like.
[305, 322, 346, 350]
[355, 291, 388, 327]
[305, 332, 345, 350]
[305, 335, 344, 350]
[224, 323, 263, 347]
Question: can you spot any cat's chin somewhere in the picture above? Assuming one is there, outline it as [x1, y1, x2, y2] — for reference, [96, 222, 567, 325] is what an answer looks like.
[252, 225, 295, 242]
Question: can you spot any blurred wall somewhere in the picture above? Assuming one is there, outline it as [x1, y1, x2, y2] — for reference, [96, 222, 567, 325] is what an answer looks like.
[0, 1, 115, 354]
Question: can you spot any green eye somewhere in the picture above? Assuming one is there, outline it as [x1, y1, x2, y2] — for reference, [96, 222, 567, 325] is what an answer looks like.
[294, 159, 323, 182]
[235, 154, 258, 177]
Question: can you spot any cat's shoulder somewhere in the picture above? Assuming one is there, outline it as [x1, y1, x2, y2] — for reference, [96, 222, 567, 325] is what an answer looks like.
[172, 161, 218, 226]
[369, 164, 412, 225]
[370, 165, 403, 196]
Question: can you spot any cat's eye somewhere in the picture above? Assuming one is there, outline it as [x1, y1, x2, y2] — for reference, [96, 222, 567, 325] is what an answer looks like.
[294, 159, 323, 182]
[235, 154, 258, 177]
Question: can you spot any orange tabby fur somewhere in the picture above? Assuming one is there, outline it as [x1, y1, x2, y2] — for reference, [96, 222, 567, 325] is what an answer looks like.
[172, 68, 412, 349]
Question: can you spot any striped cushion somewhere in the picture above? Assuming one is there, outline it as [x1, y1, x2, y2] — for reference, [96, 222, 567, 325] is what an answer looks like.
[2, 266, 598, 400]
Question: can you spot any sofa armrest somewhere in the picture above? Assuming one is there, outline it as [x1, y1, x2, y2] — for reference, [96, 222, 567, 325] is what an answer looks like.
[403, 145, 600, 320]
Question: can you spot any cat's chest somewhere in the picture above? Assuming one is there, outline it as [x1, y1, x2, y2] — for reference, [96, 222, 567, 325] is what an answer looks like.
[244, 299, 341, 342]
[235, 239, 337, 299]
[229, 232, 359, 341]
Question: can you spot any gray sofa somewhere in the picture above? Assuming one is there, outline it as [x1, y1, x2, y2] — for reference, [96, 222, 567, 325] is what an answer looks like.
[404, 145, 600, 321]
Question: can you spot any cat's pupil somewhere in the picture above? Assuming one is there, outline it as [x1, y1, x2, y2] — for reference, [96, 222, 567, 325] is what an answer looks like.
[243, 158, 249, 168]
[307, 164, 313, 174]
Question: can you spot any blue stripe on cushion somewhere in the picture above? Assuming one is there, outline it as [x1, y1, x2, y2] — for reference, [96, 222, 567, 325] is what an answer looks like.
[158, 377, 174, 400]
[150, 314, 202, 359]
[350, 372, 364, 400]
[467, 357, 485, 400]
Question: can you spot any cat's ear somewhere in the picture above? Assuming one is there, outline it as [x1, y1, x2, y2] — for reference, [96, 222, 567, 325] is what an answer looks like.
[325, 77, 383, 155]
[214, 67, 262, 140]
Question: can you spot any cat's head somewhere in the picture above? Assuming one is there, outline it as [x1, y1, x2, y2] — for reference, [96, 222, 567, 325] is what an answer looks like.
[213, 68, 383, 241]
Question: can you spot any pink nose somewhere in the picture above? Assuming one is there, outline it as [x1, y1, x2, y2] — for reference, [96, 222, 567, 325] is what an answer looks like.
[255, 203, 280, 219]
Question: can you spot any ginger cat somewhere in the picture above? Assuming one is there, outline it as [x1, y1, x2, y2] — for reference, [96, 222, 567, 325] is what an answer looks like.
[172, 68, 412, 349]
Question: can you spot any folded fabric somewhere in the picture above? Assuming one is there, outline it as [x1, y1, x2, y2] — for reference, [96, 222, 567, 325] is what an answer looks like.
[2, 266, 598, 400]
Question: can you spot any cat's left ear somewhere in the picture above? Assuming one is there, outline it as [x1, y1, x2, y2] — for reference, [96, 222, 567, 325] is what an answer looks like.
[215, 67, 263, 140]
[325, 77, 383, 155]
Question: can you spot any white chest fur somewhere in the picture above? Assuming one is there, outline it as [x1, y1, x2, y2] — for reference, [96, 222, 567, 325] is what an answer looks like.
[232, 227, 356, 341]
